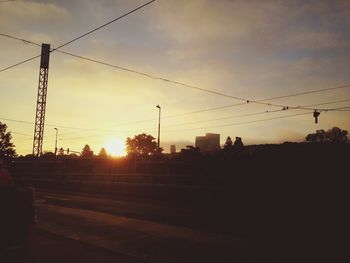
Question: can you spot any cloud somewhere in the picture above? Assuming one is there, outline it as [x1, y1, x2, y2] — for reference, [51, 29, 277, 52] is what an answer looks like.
[152, 0, 281, 43]
[284, 31, 349, 50]
[149, 0, 350, 55]
[0, 1, 71, 26]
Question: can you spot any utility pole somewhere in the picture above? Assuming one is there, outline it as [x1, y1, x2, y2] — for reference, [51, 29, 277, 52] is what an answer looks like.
[156, 105, 161, 151]
[33, 43, 50, 156]
[54, 128, 58, 155]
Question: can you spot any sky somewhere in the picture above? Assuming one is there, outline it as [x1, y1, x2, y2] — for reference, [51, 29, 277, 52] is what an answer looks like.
[1, 0, 350, 156]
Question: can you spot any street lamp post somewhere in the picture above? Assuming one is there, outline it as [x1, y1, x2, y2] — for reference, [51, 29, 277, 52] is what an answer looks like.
[156, 105, 161, 151]
[54, 128, 58, 155]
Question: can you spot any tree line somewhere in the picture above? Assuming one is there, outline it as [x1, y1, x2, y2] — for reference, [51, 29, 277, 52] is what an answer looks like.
[0, 121, 349, 160]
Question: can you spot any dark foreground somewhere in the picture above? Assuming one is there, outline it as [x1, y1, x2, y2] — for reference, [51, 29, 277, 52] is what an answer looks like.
[2, 188, 347, 263]
[3, 190, 285, 263]
[4, 143, 349, 262]
[3, 227, 142, 263]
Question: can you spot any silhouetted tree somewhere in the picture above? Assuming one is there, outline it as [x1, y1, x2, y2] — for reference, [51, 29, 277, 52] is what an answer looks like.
[126, 133, 157, 157]
[41, 151, 55, 160]
[306, 127, 348, 143]
[305, 129, 327, 143]
[68, 153, 79, 158]
[0, 122, 16, 160]
[81, 144, 94, 158]
[326, 127, 348, 143]
[224, 136, 233, 150]
[180, 145, 200, 157]
[58, 147, 65, 156]
[98, 147, 108, 158]
[233, 137, 244, 150]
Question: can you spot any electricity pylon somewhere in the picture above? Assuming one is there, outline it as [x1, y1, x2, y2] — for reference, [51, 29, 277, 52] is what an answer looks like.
[32, 44, 50, 156]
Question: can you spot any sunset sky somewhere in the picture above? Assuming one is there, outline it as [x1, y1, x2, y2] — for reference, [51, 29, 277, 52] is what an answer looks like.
[1, 0, 350, 156]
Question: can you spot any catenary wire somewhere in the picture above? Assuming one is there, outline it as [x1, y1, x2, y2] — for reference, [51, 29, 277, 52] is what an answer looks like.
[2, 99, 350, 140]
[1, 33, 350, 112]
[0, 0, 156, 72]
[165, 112, 312, 133]
[51, 0, 156, 52]
[163, 99, 350, 128]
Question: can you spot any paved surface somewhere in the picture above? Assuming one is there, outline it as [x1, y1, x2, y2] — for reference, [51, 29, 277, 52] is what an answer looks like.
[10, 188, 345, 262]
[2, 227, 144, 263]
[31, 190, 283, 263]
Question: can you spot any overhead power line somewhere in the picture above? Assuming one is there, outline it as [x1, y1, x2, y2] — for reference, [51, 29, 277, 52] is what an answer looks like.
[49, 49, 350, 111]
[259, 84, 350, 102]
[164, 109, 287, 128]
[166, 112, 312, 133]
[2, 99, 349, 133]
[0, 54, 41, 73]
[164, 106, 350, 133]
[28, 98, 350, 137]
[56, 105, 350, 140]
[163, 97, 350, 119]
[2, 32, 350, 113]
[55, 51, 350, 111]
[51, 0, 156, 52]
[52, 108, 344, 140]
[0, 0, 156, 73]
[12, 105, 350, 144]
[39, 112, 311, 141]
[0, 34, 42, 72]
[60, 51, 350, 112]
[163, 100, 350, 128]
[0, 33, 41, 47]
[3, 99, 349, 143]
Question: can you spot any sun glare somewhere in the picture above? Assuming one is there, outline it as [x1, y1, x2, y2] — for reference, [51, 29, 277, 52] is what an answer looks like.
[104, 138, 126, 157]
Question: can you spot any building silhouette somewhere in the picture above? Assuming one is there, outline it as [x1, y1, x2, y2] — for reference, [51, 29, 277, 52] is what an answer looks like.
[170, 145, 176, 154]
[195, 133, 220, 153]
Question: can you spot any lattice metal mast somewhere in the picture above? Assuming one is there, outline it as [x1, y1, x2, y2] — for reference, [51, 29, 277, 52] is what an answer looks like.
[33, 44, 50, 156]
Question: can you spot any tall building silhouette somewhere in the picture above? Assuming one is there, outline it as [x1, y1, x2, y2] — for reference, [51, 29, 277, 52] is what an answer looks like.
[195, 133, 220, 153]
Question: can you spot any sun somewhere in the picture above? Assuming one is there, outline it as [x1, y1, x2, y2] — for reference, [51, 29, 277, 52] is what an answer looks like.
[104, 137, 126, 157]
